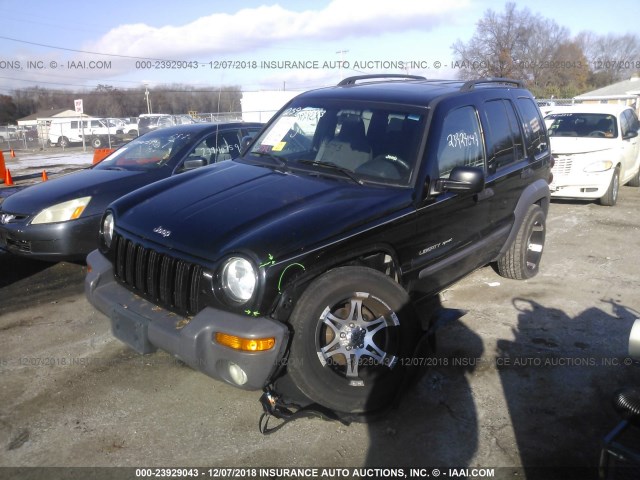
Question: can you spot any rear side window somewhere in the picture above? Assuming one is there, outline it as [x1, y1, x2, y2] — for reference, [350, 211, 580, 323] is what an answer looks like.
[517, 97, 548, 156]
[627, 110, 640, 132]
[621, 109, 639, 137]
[482, 99, 524, 172]
[436, 106, 485, 178]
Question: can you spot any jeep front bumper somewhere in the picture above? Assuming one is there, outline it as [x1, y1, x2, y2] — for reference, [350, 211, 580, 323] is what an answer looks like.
[85, 250, 289, 390]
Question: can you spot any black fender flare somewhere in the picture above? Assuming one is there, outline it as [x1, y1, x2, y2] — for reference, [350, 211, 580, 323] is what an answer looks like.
[270, 244, 401, 323]
[496, 179, 550, 259]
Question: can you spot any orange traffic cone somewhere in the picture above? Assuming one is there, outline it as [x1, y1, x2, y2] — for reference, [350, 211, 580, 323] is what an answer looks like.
[5, 168, 14, 186]
[42, 170, 48, 182]
[10, 149, 15, 158]
[0, 151, 5, 184]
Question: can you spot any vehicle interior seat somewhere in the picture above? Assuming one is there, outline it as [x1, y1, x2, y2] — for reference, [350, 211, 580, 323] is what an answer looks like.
[315, 117, 372, 171]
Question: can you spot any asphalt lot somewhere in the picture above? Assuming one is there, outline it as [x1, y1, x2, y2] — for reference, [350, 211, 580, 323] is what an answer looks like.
[1, 185, 639, 479]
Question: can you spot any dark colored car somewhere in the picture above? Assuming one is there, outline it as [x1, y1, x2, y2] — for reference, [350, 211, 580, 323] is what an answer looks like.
[86, 76, 551, 414]
[0, 122, 263, 261]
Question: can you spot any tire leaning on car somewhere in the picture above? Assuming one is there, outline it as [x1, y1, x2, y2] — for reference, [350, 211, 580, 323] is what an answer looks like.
[497, 204, 546, 280]
[287, 266, 419, 414]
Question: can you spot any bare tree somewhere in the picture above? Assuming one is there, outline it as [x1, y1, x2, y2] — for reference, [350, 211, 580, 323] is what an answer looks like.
[543, 41, 590, 98]
[451, 3, 540, 80]
[576, 32, 640, 86]
[451, 2, 607, 97]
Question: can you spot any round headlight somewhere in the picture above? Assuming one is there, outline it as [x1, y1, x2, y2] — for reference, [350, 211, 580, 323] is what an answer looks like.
[221, 257, 257, 303]
[102, 212, 114, 248]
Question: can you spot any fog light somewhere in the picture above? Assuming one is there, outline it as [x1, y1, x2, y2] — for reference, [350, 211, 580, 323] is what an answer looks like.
[214, 332, 275, 351]
[228, 362, 248, 386]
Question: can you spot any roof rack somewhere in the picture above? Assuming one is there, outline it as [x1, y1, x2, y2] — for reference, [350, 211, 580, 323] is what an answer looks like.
[337, 74, 426, 86]
[460, 78, 524, 91]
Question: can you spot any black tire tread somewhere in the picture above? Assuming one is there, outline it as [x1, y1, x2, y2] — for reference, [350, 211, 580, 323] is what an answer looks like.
[497, 204, 545, 280]
[287, 266, 416, 414]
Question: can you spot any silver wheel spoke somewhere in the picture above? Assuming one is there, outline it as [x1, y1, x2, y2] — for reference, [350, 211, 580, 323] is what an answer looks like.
[323, 311, 349, 333]
[316, 294, 399, 383]
[347, 299, 365, 323]
[365, 316, 387, 336]
[363, 341, 386, 363]
[345, 353, 360, 378]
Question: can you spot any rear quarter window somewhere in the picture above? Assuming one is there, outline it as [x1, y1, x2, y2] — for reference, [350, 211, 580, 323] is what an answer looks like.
[516, 97, 548, 157]
[482, 99, 525, 172]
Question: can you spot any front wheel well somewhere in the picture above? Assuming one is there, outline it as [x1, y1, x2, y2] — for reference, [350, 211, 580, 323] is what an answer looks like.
[270, 248, 402, 323]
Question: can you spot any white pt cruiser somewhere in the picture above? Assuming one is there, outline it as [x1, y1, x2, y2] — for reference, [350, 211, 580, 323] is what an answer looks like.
[546, 104, 640, 206]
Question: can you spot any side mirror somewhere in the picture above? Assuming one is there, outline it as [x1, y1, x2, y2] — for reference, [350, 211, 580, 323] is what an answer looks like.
[435, 166, 485, 194]
[182, 158, 206, 171]
[624, 130, 639, 140]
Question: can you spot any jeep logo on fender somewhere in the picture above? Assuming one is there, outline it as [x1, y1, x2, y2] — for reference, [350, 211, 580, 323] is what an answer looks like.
[153, 226, 171, 237]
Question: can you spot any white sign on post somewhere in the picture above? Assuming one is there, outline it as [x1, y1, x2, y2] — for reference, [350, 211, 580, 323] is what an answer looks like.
[74, 99, 83, 114]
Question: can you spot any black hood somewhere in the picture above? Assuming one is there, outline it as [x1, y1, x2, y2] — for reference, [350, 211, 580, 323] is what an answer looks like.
[113, 161, 414, 263]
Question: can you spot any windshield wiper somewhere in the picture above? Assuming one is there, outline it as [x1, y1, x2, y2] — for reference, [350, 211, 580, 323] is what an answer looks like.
[250, 152, 289, 173]
[297, 159, 363, 185]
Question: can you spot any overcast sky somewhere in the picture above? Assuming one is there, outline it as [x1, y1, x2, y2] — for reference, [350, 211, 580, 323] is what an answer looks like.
[0, 0, 638, 94]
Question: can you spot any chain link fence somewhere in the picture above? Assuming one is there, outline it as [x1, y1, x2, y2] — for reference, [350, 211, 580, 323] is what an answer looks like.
[2, 110, 279, 152]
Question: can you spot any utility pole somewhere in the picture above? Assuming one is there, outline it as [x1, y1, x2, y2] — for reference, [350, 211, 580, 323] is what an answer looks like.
[144, 83, 151, 114]
[336, 49, 349, 81]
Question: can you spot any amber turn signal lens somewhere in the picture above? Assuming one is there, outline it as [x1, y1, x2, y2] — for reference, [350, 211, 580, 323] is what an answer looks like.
[214, 332, 275, 351]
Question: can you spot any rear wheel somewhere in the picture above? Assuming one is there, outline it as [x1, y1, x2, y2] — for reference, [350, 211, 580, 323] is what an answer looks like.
[58, 136, 70, 148]
[600, 166, 620, 206]
[91, 136, 104, 149]
[287, 266, 418, 414]
[497, 204, 546, 280]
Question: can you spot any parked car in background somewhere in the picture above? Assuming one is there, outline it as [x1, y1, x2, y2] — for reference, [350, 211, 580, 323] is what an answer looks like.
[115, 117, 139, 136]
[0, 122, 263, 261]
[138, 114, 195, 136]
[546, 104, 640, 206]
[48, 117, 124, 148]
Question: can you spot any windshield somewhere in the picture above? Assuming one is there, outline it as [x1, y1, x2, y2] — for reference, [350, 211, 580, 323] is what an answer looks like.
[95, 129, 193, 171]
[248, 100, 425, 185]
[546, 113, 618, 138]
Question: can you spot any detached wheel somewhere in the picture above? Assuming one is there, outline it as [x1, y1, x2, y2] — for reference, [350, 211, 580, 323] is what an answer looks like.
[497, 204, 546, 280]
[287, 266, 418, 414]
[600, 166, 620, 206]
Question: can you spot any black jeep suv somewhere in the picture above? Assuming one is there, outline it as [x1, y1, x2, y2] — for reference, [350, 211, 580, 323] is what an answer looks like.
[86, 75, 551, 414]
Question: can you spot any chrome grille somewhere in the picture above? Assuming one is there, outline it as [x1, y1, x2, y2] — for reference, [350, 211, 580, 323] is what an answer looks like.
[113, 234, 203, 316]
[552, 156, 573, 176]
